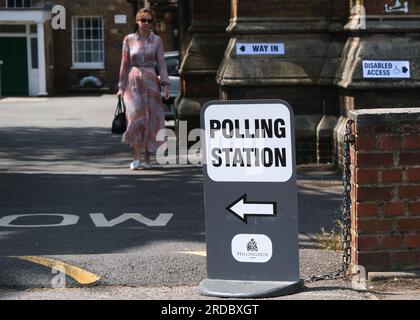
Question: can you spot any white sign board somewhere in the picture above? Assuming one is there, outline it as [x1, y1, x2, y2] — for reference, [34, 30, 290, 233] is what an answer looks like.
[204, 102, 293, 183]
[114, 15, 127, 24]
[231, 234, 273, 263]
[236, 43, 285, 55]
[363, 60, 410, 79]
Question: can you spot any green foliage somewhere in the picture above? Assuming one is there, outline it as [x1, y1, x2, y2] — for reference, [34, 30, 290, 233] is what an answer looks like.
[315, 220, 344, 251]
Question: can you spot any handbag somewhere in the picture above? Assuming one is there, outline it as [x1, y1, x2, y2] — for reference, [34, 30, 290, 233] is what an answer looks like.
[112, 97, 127, 134]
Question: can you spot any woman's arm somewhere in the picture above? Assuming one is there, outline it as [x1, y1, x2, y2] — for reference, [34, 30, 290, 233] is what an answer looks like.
[155, 36, 170, 88]
[117, 36, 131, 95]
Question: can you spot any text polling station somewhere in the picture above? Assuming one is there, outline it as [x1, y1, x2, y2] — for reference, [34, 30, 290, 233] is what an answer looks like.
[203, 101, 293, 182]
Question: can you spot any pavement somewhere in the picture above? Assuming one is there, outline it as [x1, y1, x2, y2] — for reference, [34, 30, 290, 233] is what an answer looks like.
[0, 95, 419, 301]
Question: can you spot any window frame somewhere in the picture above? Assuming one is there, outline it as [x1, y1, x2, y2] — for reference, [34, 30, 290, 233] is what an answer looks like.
[6, 0, 32, 8]
[71, 16, 105, 70]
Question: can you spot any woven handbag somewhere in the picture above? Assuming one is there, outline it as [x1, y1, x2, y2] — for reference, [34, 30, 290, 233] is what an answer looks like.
[112, 97, 127, 134]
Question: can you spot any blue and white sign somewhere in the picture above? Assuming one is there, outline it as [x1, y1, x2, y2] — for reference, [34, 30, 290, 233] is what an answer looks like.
[363, 60, 410, 79]
[236, 43, 285, 55]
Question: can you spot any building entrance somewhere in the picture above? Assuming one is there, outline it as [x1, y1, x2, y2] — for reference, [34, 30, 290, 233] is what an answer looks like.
[0, 37, 29, 96]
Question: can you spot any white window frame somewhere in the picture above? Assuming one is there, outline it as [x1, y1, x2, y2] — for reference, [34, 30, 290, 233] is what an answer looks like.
[71, 16, 105, 70]
[5, 0, 32, 8]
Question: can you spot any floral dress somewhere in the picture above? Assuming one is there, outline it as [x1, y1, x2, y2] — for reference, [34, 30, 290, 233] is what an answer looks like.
[118, 32, 169, 152]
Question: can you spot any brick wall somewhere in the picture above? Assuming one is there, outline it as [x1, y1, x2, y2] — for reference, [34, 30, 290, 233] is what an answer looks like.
[51, 0, 134, 93]
[350, 108, 420, 271]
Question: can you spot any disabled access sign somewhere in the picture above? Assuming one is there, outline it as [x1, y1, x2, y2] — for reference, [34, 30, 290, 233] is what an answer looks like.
[363, 60, 410, 79]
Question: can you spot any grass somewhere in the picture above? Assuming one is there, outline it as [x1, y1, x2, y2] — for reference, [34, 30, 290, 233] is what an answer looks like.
[315, 220, 344, 251]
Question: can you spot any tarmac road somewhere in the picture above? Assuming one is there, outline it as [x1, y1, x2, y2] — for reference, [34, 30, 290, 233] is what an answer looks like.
[0, 95, 387, 300]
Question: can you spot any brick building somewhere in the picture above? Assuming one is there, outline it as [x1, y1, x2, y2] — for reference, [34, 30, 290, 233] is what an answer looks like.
[0, 0, 178, 96]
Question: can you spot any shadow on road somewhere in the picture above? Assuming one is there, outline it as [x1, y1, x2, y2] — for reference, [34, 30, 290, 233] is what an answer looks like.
[0, 126, 343, 255]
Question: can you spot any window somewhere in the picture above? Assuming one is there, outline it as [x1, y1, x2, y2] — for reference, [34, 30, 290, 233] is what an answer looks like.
[0, 25, 26, 33]
[6, 0, 32, 7]
[72, 17, 104, 69]
[165, 54, 180, 76]
[31, 38, 38, 69]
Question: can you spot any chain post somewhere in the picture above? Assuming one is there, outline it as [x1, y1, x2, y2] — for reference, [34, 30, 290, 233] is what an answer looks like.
[305, 119, 355, 283]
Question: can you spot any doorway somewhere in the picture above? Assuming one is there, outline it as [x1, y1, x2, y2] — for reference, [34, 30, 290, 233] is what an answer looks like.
[0, 37, 29, 96]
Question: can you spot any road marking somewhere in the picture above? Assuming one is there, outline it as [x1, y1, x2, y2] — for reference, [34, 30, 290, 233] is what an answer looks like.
[177, 251, 207, 257]
[0, 98, 49, 103]
[11, 256, 101, 285]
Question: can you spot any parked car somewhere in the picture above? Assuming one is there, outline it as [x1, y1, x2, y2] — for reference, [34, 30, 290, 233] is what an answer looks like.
[161, 51, 180, 121]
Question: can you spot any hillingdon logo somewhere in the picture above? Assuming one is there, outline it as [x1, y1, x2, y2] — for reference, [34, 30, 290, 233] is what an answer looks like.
[247, 239, 259, 252]
[231, 234, 272, 263]
[237, 238, 268, 259]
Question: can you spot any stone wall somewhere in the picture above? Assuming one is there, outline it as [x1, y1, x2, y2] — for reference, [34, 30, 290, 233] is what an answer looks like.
[214, 0, 345, 164]
[176, 0, 231, 137]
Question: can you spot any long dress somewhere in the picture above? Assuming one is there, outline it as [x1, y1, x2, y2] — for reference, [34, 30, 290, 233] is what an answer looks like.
[118, 32, 169, 152]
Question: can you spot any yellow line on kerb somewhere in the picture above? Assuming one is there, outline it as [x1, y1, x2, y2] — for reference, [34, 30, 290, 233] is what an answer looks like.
[12, 256, 101, 285]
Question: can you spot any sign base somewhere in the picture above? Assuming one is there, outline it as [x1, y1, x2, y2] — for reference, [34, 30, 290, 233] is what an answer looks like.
[199, 279, 304, 298]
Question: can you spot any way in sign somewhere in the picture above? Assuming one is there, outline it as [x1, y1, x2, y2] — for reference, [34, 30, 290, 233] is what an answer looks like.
[253, 44, 279, 53]
[236, 43, 285, 55]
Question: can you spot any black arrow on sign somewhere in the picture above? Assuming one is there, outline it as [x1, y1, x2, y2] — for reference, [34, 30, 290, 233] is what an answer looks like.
[240, 45, 246, 52]
[226, 194, 277, 224]
[402, 66, 408, 74]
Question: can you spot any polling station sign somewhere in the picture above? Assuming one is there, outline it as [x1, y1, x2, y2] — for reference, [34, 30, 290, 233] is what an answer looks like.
[203, 102, 293, 182]
[199, 100, 302, 298]
[363, 60, 410, 79]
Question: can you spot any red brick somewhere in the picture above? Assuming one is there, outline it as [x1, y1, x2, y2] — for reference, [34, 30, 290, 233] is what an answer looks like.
[355, 169, 378, 184]
[399, 153, 420, 166]
[356, 153, 394, 168]
[358, 236, 379, 250]
[399, 186, 420, 200]
[403, 136, 420, 149]
[358, 219, 393, 234]
[406, 235, 420, 249]
[394, 122, 420, 135]
[356, 122, 393, 135]
[391, 252, 420, 267]
[407, 168, 420, 182]
[396, 218, 420, 231]
[356, 187, 394, 201]
[356, 202, 379, 217]
[384, 202, 406, 217]
[379, 135, 401, 151]
[382, 235, 403, 249]
[409, 203, 420, 216]
[382, 170, 402, 183]
[356, 137, 377, 151]
[358, 252, 391, 270]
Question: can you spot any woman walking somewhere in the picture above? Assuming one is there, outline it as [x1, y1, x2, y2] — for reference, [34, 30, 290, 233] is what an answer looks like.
[117, 8, 170, 170]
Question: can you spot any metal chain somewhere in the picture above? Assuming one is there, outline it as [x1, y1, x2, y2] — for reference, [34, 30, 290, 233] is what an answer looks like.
[305, 120, 354, 282]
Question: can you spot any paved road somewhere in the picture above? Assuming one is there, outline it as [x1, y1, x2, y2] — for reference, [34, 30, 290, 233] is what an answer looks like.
[0, 95, 376, 300]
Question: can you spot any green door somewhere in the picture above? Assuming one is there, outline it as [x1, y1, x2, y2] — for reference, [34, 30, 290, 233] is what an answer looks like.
[0, 37, 29, 96]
